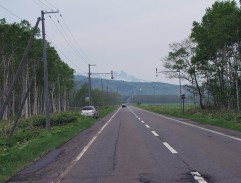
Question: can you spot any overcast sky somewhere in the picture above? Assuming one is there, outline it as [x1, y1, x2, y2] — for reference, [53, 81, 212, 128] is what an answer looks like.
[0, 0, 239, 84]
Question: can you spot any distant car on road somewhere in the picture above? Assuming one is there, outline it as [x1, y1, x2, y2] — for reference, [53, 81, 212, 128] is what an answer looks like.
[122, 104, 127, 108]
[81, 106, 98, 118]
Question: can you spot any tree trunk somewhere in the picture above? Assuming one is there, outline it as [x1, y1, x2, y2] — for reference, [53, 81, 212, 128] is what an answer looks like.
[3, 56, 9, 120]
[33, 75, 38, 115]
[63, 85, 67, 111]
[193, 72, 204, 109]
[58, 75, 61, 112]
[50, 83, 56, 112]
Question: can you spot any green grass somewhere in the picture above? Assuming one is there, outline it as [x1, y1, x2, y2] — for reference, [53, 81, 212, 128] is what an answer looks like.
[138, 104, 241, 132]
[0, 106, 117, 183]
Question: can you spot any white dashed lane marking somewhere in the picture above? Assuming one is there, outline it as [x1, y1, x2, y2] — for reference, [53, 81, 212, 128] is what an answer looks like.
[129, 108, 179, 155]
[191, 172, 208, 183]
[163, 142, 178, 154]
[129, 107, 209, 183]
[151, 131, 159, 137]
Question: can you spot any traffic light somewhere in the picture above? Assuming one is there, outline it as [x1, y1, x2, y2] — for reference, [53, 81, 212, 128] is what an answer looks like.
[111, 70, 113, 79]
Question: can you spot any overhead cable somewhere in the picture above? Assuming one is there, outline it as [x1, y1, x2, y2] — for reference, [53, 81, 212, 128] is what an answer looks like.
[41, 0, 59, 11]
[59, 13, 90, 64]
[46, 35, 87, 75]
[53, 13, 88, 64]
[32, 0, 47, 11]
[0, 4, 22, 21]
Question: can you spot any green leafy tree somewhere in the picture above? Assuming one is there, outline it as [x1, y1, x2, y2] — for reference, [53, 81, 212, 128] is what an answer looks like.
[0, 19, 75, 120]
[191, 0, 241, 110]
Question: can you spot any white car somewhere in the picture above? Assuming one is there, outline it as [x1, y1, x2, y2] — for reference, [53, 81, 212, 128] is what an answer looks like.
[81, 106, 98, 118]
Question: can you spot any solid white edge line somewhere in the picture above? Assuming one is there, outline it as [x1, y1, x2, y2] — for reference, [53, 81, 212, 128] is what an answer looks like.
[56, 107, 121, 183]
[140, 108, 241, 142]
[151, 131, 159, 137]
[163, 142, 178, 154]
[191, 172, 208, 183]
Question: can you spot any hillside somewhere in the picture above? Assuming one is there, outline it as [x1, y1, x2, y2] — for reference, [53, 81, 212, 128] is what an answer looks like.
[75, 75, 181, 96]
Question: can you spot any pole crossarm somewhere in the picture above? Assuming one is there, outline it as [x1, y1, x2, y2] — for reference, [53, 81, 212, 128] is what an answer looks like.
[42, 10, 59, 15]
[91, 72, 112, 75]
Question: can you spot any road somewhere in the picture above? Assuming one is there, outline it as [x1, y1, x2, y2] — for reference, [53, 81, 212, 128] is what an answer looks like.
[8, 106, 241, 183]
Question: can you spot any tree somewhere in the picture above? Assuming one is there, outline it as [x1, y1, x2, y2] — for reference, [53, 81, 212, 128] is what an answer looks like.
[0, 19, 75, 120]
[162, 37, 205, 108]
[191, 0, 241, 110]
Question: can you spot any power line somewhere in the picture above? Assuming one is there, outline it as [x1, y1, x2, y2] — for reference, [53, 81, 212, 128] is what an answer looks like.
[48, 15, 90, 68]
[46, 35, 87, 75]
[0, 4, 22, 21]
[32, 0, 47, 11]
[32, 0, 91, 74]
[53, 14, 89, 64]
[48, 16, 81, 61]
[36, 0, 53, 11]
[41, 0, 59, 11]
[32, 0, 91, 66]
[59, 13, 90, 64]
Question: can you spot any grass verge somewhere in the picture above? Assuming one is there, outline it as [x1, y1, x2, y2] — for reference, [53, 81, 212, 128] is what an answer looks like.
[0, 106, 117, 182]
[137, 104, 241, 132]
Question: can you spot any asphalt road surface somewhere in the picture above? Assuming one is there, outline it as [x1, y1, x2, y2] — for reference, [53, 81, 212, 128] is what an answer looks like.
[8, 106, 241, 183]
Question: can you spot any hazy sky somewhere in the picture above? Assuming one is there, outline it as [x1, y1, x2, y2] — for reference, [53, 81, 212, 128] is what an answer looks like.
[0, 0, 238, 84]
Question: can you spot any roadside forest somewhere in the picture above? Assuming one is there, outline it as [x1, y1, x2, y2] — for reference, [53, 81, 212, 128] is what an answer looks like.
[0, 18, 75, 120]
[163, 0, 241, 111]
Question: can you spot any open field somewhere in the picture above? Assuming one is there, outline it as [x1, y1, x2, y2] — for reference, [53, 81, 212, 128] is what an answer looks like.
[138, 104, 241, 132]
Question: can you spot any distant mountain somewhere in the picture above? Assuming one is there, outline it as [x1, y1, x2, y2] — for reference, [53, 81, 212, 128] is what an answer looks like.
[74, 74, 183, 96]
[92, 70, 145, 82]
[113, 71, 145, 82]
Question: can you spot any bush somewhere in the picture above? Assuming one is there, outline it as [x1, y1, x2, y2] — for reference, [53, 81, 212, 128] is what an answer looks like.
[32, 112, 79, 127]
[0, 130, 40, 148]
[32, 116, 46, 127]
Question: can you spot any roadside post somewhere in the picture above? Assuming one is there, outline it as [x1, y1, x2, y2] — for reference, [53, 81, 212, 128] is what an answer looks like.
[181, 94, 185, 114]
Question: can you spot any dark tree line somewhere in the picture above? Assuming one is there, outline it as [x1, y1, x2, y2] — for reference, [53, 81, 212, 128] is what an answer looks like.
[70, 83, 122, 109]
[162, 0, 241, 111]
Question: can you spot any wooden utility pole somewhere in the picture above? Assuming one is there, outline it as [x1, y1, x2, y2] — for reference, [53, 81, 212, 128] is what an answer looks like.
[41, 10, 58, 130]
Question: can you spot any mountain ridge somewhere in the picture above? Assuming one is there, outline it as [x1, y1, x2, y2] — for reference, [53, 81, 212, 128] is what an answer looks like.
[75, 74, 181, 96]
[91, 70, 146, 83]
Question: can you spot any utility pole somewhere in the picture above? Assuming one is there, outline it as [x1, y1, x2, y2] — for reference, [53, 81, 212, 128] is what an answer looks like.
[101, 79, 104, 108]
[41, 10, 58, 130]
[88, 64, 96, 106]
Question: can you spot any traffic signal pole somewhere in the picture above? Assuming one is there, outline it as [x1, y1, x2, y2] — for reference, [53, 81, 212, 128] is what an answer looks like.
[88, 68, 114, 106]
